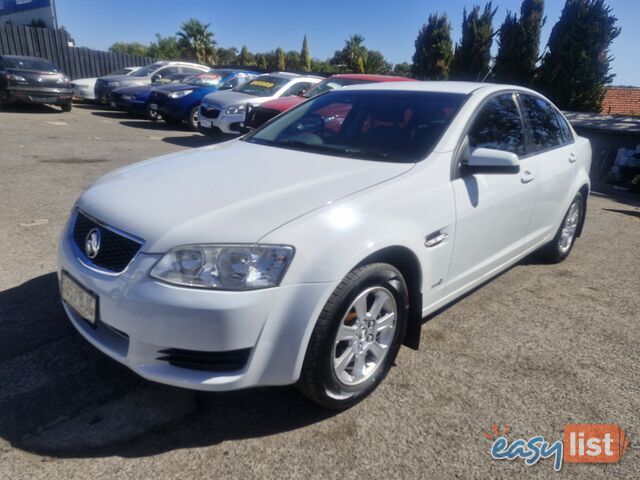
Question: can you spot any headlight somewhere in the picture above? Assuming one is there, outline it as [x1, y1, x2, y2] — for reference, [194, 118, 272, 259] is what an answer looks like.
[225, 104, 246, 115]
[6, 73, 27, 82]
[108, 81, 121, 87]
[168, 89, 193, 99]
[150, 244, 294, 290]
[122, 95, 133, 101]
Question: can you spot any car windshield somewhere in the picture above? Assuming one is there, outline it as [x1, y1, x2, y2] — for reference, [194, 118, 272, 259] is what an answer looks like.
[234, 76, 288, 96]
[244, 90, 466, 163]
[184, 74, 222, 86]
[303, 78, 372, 98]
[131, 62, 164, 77]
[3, 57, 58, 72]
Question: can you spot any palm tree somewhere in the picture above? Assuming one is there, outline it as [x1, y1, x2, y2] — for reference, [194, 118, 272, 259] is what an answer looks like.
[177, 18, 217, 65]
[344, 34, 367, 71]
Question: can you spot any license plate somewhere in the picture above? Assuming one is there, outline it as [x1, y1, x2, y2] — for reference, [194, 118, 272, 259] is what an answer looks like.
[200, 119, 211, 128]
[32, 96, 56, 102]
[150, 103, 158, 110]
[110, 101, 116, 108]
[61, 272, 97, 324]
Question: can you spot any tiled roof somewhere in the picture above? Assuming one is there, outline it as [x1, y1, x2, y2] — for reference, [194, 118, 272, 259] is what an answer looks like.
[601, 87, 640, 115]
[564, 111, 640, 134]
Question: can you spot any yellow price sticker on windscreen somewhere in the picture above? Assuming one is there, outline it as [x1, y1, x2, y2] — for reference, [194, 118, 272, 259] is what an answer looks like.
[250, 80, 275, 88]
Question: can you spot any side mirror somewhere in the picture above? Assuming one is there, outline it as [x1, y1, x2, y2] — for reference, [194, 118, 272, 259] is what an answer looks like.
[465, 147, 519, 170]
[151, 73, 162, 83]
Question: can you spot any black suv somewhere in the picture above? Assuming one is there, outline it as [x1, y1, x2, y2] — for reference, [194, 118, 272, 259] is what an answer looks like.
[0, 55, 72, 111]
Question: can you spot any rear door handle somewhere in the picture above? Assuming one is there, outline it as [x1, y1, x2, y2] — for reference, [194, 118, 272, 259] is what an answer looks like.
[569, 152, 578, 163]
[521, 170, 536, 183]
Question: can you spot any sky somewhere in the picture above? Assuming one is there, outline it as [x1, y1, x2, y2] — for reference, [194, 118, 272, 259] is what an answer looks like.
[55, 0, 639, 86]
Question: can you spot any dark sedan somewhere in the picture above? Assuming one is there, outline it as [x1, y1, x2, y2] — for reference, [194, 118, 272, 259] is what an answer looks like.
[0, 55, 72, 111]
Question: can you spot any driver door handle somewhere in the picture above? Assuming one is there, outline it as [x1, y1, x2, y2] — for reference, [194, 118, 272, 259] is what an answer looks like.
[569, 152, 578, 163]
[521, 170, 536, 184]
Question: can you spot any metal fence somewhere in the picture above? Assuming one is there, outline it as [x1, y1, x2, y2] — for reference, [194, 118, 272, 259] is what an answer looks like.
[0, 24, 154, 79]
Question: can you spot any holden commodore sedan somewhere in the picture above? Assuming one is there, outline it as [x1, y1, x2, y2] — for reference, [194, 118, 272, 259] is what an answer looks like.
[58, 82, 591, 409]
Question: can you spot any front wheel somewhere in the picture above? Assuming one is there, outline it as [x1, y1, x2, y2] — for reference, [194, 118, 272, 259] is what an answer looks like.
[297, 263, 408, 409]
[537, 193, 583, 263]
[61, 102, 72, 112]
[188, 106, 199, 131]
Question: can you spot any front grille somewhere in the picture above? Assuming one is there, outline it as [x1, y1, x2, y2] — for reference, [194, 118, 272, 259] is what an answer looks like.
[200, 104, 221, 119]
[245, 107, 279, 129]
[157, 347, 251, 372]
[72, 211, 143, 273]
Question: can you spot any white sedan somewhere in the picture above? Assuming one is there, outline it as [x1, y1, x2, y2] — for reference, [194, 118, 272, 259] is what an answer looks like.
[58, 82, 591, 409]
[70, 66, 141, 101]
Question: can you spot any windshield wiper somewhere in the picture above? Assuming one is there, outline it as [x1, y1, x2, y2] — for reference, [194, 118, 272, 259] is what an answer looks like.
[341, 148, 389, 159]
[275, 140, 390, 160]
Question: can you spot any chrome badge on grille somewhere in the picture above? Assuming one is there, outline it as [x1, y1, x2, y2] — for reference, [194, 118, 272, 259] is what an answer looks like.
[84, 228, 101, 259]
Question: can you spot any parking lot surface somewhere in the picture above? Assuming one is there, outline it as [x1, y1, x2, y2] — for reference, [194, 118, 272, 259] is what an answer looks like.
[0, 104, 638, 479]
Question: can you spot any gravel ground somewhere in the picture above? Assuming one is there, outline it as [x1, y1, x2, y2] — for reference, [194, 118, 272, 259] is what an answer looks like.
[0, 104, 638, 479]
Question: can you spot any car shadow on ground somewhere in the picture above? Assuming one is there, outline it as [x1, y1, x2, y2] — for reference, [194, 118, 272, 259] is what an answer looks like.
[90, 110, 133, 120]
[0, 273, 336, 459]
[162, 134, 228, 148]
[119, 119, 190, 132]
[72, 102, 113, 111]
[0, 104, 62, 114]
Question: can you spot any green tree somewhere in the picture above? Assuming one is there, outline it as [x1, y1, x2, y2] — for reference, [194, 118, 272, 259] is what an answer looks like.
[301, 35, 311, 71]
[393, 62, 412, 77]
[257, 54, 268, 70]
[412, 13, 454, 80]
[217, 47, 238, 65]
[537, 0, 620, 111]
[311, 58, 332, 73]
[362, 50, 391, 74]
[176, 18, 217, 65]
[331, 34, 368, 72]
[451, 3, 498, 81]
[286, 50, 301, 71]
[239, 45, 253, 66]
[493, 0, 545, 85]
[276, 47, 286, 70]
[147, 34, 180, 60]
[109, 42, 149, 57]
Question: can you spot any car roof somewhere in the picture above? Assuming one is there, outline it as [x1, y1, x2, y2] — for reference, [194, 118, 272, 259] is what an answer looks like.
[329, 74, 412, 82]
[340, 80, 534, 95]
[263, 72, 301, 79]
[0, 54, 54, 62]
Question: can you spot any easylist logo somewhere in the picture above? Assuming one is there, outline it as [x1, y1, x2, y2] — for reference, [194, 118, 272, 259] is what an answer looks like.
[485, 423, 630, 472]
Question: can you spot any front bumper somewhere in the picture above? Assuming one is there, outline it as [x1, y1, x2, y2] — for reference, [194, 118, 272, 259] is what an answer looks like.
[199, 108, 245, 134]
[72, 85, 96, 100]
[3, 87, 72, 105]
[57, 219, 332, 391]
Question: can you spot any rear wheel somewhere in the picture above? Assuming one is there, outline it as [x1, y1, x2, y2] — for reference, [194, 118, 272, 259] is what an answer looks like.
[61, 102, 72, 112]
[297, 263, 408, 409]
[538, 193, 583, 263]
[188, 106, 199, 131]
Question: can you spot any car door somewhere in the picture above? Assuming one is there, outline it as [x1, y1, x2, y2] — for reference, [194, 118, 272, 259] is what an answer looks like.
[518, 94, 578, 241]
[446, 92, 539, 295]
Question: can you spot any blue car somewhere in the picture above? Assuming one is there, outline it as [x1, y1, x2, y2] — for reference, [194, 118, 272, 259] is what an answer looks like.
[110, 73, 194, 120]
[149, 69, 259, 130]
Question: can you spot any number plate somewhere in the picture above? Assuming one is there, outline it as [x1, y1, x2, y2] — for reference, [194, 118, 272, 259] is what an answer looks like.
[61, 272, 97, 324]
[32, 96, 56, 102]
[199, 119, 211, 128]
[150, 103, 158, 110]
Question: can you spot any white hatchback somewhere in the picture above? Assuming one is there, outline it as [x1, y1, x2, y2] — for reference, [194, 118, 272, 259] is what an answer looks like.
[58, 81, 591, 408]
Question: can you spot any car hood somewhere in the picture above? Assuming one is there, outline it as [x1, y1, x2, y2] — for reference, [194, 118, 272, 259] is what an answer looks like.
[115, 84, 154, 95]
[100, 74, 147, 84]
[202, 90, 271, 108]
[154, 82, 211, 93]
[78, 140, 413, 252]
[259, 96, 306, 113]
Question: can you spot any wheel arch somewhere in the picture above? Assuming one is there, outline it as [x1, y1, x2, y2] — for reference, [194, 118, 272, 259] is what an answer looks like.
[576, 183, 590, 237]
[353, 245, 423, 350]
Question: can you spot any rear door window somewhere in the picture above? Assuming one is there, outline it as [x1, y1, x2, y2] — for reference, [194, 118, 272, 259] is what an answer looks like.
[520, 94, 566, 153]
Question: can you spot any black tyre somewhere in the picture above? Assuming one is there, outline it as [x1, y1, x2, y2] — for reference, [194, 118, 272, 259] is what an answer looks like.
[61, 102, 72, 112]
[297, 263, 408, 409]
[188, 106, 199, 131]
[146, 106, 160, 121]
[537, 193, 583, 263]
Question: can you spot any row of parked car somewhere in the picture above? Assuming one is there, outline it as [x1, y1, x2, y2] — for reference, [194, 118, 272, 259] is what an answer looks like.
[1, 54, 413, 135]
[69, 60, 412, 134]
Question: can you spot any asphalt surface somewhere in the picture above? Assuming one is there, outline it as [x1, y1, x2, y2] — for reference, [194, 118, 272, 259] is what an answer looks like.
[0, 103, 638, 479]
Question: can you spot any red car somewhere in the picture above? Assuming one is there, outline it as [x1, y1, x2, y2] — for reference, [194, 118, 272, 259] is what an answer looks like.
[244, 73, 412, 130]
